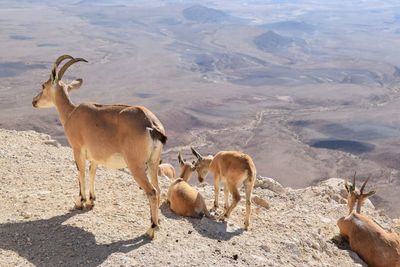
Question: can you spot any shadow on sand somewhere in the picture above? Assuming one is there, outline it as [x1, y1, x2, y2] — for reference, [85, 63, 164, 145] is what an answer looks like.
[160, 201, 243, 241]
[0, 210, 150, 266]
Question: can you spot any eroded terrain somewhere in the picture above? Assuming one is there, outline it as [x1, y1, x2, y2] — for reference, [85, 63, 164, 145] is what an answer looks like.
[1, 0, 400, 216]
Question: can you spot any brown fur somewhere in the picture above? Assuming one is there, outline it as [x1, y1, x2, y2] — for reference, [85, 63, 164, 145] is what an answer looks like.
[32, 55, 166, 239]
[191, 147, 256, 230]
[167, 154, 210, 218]
[337, 175, 400, 267]
[158, 163, 176, 180]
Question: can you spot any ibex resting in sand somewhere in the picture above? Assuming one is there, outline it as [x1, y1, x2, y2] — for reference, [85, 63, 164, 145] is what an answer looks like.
[191, 147, 256, 230]
[32, 55, 167, 239]
[337, 174, 400, 267]
[158, 162, 176, 180]
[167, 153, 211, 218]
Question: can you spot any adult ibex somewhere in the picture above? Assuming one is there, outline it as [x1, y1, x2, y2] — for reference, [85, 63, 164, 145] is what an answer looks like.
[191, 147, 256, 230]
[32, 55, 167, 239]
[337, 174, 400, 267]
[167, 153, 210, 218]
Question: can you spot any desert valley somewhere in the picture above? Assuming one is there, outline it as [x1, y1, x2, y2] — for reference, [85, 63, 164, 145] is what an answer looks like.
[1, 1, 400, 216]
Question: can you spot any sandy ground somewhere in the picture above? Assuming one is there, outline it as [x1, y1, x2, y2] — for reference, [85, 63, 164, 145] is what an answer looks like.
[1, 129, 399, 266]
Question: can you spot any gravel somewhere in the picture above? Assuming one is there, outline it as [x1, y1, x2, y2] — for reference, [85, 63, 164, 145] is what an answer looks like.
[0, 129, 397, 266]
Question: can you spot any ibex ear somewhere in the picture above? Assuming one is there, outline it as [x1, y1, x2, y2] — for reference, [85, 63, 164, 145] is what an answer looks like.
[191, 146, 203, 160]
[50, 68, 57, 83]
[67, 78, 83, 92]
[344, 178, 351, 192]
[178, 152, 184, 166]
[364, 190, 376, 198]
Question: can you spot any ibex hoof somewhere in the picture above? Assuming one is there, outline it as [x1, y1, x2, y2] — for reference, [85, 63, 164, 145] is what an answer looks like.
[146, 228, 156, 240]
[85, 201, 95, 210]
[73, 197, 84, 210]
[244, 223, 250, 231]
[210, 207, 218, 213]
[217, 215, 226, 222]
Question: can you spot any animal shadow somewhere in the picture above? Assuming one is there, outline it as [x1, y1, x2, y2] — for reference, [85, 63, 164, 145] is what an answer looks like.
[0, 210, 150, 266]
[160, 201, 243, 241]
[330, 235, 367, 266]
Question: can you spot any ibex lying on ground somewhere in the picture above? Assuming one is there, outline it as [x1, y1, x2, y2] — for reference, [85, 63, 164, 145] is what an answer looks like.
[158, 162, 176, 180]
[337, 174, 400, 267]
[191, 147, 256, 230]
[167, 153, 211, 218]
[32, 55, 167, 239]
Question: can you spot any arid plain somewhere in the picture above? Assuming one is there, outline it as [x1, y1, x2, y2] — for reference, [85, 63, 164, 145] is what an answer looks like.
[1, 0, 400, 216]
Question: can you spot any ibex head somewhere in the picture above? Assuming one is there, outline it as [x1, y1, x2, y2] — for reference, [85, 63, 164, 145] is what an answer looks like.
[345, 172, 376, 214]
[191, 146, 213, 183]
[32, 55, 88, 108]
[177, 152, 196, 182]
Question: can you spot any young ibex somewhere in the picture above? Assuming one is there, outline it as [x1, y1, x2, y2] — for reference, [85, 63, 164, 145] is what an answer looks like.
[158, 162, 176, 180]
[32, 55, 167, 239]
[337, 174, 400, 267]
[191, 147, 256, 230]
[167, 153, 211, 218]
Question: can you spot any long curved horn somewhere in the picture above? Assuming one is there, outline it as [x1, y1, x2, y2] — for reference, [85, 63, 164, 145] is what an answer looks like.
[190, 146, 203, 160]
[360, 175, 370, 194]
[57, 58, 88, 80]
[50, 55, 74, 80]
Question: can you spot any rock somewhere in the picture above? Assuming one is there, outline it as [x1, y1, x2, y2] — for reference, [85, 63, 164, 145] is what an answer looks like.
[20, 211, 31, 219]
[260, 245, 271, 253]
[44, 140, 60, 147]
[318, 215, 332, 224]
[252, 195, 270, 209]
[251, 254, 267, 263]
[284, 240, 300, 257]
[255, 176, 286, 193]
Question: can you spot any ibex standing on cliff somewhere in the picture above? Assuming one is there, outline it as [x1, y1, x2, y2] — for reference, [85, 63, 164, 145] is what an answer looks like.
[32, 55, 167, 239]
[337, 174, 400, 267]
[191, 147, 256, 230]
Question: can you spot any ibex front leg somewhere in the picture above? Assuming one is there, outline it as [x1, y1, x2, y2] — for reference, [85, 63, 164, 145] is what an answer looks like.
[212, 173, 220, 211]
[73, 149, 86, 209]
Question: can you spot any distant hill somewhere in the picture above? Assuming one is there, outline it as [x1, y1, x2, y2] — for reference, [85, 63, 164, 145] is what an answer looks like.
[182, 5, 230, 23]
[254, 30, 306, 53]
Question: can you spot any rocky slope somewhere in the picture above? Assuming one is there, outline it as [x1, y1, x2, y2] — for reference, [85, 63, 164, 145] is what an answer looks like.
[0, 129, 399, 266]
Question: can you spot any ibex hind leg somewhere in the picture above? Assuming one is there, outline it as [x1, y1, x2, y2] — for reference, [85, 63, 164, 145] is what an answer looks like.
[147, 141, 162, 207]
[128, 163, 160, 239]
[244, 178, 255, 230]
[86, 161, 97, 210]
[223, 182, 229, 212]
[223, 184, 241, 219]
